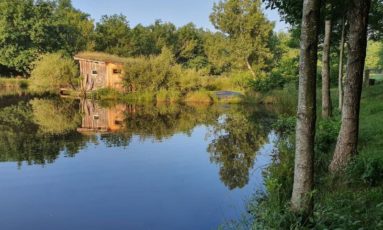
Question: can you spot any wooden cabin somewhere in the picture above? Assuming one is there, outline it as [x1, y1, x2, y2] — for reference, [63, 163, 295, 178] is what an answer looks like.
[74, 52, 126, 91]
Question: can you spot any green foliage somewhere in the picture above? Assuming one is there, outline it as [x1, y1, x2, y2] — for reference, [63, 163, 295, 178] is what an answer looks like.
[94, 14, 130, 56]
[249, 74, 286, 92]
[184, 91, 216, 103]
[210, 0, 274, 77]
[365, 40, 383, 70]
[348, 153, 383, 186]
[156, 89, 181, 103]
[29, 53, 79, 92]
[123, 47, 178, 92]
[0, 0, 93, 74]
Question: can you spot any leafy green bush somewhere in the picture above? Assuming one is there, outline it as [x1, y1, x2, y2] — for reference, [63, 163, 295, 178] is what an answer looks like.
[156, 89, 181, 103]
[249, 74, 286, 92]
[124, 47, 179, 92]
[29, 53, 79, 92]
[348, 153, 383, 186]
[184, 90, 215, 103]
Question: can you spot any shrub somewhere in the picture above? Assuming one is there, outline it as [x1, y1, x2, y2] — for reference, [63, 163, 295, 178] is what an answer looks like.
[124, 47, 179, 92]
[156, 89, 180, 103]
[29, 53, 79, 92]
[184, 90, 215, 103]
[249, 74, 286, 92]
[348, 153, 383, 186]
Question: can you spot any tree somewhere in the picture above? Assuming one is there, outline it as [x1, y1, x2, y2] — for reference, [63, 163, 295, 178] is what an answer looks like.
[203, 31, 232, 74]
[129, 24, 158, 56]
[94, 14, 131, 56]
[0, 0, 94, 75]
[149, 20, 177, 53]
[174, 23, 207, 69]
[0, 0, 45, 74]
[210, 0, 274, 78]
[322, 17, 332, 118]
[291, 0, 320, 217]
[55, 0, 95, 54]
[330, 0, 371, 172]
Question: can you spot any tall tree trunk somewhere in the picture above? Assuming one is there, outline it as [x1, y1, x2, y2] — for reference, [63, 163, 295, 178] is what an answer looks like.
[330, 0, 371, 172]
[322, 19, 332, 118]
[291, 0, 320, 216]
[338, 16, 346, 112]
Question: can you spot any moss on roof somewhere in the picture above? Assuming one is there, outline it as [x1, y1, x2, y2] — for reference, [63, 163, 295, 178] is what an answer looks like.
[74, 52, 128, 63]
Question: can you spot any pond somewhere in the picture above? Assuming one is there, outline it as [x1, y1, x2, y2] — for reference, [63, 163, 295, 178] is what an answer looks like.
[0, 97, 277, 230]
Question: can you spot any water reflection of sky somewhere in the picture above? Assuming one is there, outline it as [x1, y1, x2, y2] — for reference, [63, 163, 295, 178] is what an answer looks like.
[0, 100, 276, 230]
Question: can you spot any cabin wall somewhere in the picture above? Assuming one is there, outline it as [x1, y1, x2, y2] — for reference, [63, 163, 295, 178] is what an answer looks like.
[106, 63, 124, 91]
[78, 60, 107, 90]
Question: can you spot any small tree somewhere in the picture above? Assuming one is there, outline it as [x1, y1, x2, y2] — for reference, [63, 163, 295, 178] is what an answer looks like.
[29, 53, 79, 92]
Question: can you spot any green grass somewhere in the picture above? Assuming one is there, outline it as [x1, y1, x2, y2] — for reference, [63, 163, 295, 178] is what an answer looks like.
[370, 73, 383, 82]
[247, 84, 383, 229]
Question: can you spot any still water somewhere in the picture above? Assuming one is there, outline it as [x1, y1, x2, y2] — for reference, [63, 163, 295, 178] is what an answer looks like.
[0, 97, 276, 230]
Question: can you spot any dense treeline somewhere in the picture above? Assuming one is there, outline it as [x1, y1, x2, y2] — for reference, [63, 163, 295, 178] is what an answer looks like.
[0, 0, 299, 94]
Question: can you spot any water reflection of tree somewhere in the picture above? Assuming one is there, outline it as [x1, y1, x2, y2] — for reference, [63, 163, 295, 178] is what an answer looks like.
[31, 99, 82, 134]
[119, 104, 221, 142]
[208, 108, 273, 190]
[0, 100, 91, 166]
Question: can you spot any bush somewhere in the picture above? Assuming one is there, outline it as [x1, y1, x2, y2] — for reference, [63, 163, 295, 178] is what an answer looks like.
[184, 90, 215, 103]
[124, 47, 179, 92]
[348, 153, 383, 186]
[29, 53, 79, 92]
[156, 89, 181, 103]
[249, 74, 287, 92]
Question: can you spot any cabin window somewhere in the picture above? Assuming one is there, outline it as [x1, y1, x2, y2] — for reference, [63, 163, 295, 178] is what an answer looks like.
[113, 69, 122, 74]
[115, 120, 123, 125]
[92, 70, 98, 75]
[93, 115, 99, 120]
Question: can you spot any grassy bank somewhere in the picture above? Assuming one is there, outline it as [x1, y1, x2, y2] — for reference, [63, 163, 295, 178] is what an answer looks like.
[88, 88, 244, 104]
[249, 85, 383, 229]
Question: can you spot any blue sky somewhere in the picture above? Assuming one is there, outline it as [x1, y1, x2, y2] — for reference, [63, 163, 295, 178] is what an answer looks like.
[71, 0, 289, 32]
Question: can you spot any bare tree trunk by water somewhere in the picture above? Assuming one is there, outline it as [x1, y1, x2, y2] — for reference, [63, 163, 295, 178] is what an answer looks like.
[291, 0, 320, 216]
[338, 16, 346, 112]
[322, 19, 332, 118]
[330, 0, 371, 172]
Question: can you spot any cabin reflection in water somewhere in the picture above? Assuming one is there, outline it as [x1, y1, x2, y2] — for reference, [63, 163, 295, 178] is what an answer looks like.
[77, 100, 133, 133]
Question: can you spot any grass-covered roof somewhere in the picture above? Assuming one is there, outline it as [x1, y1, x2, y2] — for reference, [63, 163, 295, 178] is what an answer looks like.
[74, 52, 128, 63]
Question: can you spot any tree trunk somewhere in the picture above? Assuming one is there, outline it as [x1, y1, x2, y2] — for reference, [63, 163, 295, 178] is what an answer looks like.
[246, 58, 256, 78]
[330, 0, 371, 172]
[322, 19, 332, 118]
[338, 16, 346, 112]
[363, 69, 370, 87]
[291, 0, 320, 216]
